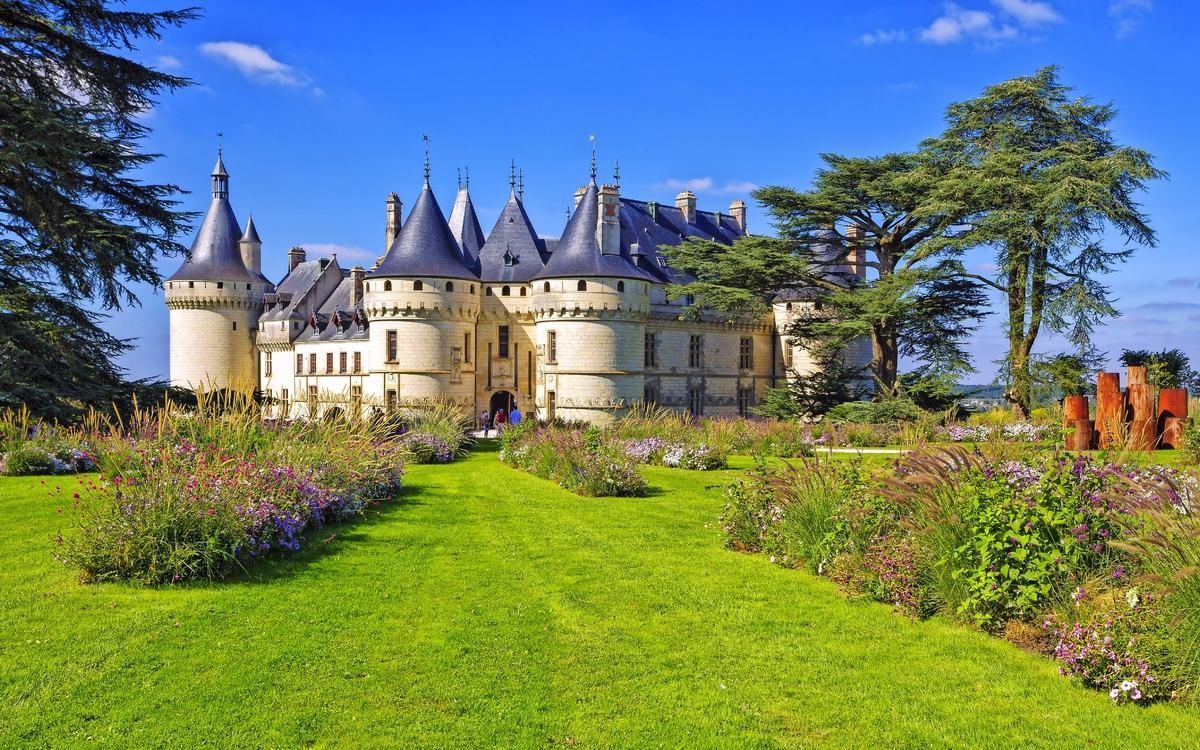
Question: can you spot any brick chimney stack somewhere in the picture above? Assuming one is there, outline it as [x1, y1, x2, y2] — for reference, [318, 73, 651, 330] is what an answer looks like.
[729, 200, 747, 233]
[385, 192, 403, 252]
[676, 190, 697, 224]
[287, 246, 306, 273]
[844, 224, 867, 278]
[349, 266, 366, 307]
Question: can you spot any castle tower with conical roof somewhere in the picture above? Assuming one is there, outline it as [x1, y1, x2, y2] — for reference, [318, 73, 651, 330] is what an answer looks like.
[164, 151, 271, 390]
[363, 165, 480, 408]
[530, 169, 651, 424]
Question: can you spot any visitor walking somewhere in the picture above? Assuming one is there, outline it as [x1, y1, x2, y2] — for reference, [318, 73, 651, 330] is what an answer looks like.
[480, 410, 490, 438]
[510, 406, 522, 427]
[495, 409, 507, 434]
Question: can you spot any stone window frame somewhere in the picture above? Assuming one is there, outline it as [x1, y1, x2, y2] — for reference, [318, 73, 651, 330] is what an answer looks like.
[547, 330, 557, 364]
[688, 335, 704, 369]
[739, 337, 754, 370]
[386, 330, 398, 362]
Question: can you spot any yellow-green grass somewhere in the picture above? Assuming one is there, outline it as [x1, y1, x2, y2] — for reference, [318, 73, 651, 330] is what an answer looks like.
[1, 444, 1197, 748]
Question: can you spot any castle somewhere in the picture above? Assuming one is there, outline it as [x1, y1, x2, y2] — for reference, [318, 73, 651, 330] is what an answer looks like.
[165, 151, 867, 424]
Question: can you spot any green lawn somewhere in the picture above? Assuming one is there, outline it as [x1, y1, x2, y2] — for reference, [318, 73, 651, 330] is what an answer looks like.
[1, 444, 1196, 748]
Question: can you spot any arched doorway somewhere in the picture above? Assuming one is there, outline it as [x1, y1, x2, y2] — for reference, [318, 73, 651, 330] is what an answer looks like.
[489, 390, 515, 417]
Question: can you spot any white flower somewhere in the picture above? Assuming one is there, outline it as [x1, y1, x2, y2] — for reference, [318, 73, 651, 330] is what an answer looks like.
[1110, 688, 1120, 702]
[1121, 681, 1134, 692]
[1125, 587, 1139, 609]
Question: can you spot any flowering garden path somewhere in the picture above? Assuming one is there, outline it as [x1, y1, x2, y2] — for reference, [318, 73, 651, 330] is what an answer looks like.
[1, 444, 1197, 748]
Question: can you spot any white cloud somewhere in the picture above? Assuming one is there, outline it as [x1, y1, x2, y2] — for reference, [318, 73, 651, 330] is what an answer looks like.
[993, 0, 1061, 26]
[653, 178, 757, 195]
[156, 55, 182, 70]
[860, 29, 908, 45]
[1110, 0, 1152, 36]
[302, 243, 377, 264]
[920, 1, 1061, 45]
[199, 41, 310, 86]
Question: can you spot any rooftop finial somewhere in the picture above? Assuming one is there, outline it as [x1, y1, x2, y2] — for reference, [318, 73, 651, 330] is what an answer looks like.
[465, 165, 469, 189]
[518, 168, 524, 201]
[457, 167, 461, 189]
[589, 134, 596, 185]
[509, 159, 516, 192]
[566, 205, 572, 222]
[217, 131, 223, 158]
[614, 159, 620, 190]
[422, 133, 430, 185]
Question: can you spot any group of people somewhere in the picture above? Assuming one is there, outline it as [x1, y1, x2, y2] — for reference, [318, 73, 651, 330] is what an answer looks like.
[480, 405, 521, 438]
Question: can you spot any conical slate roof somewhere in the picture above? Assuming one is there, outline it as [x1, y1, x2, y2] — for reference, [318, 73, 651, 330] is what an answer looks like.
[240, 213, 261, 244]
[533, 182, 644, 280]
[479, 189, 546, 282]
[167, 156, 257, 283]
[368, 182, 477, 280]
[447, 186, 485, 273]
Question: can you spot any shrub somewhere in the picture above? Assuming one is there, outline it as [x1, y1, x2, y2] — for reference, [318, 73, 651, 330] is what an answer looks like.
[500, 424, 646, 497]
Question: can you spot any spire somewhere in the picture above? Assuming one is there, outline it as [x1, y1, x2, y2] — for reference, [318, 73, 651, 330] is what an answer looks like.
[465, 165, 469, 189]
[448, 176, 485, 273]
[168, 156, 259, 284]
[457, 167, 461, 189]
[240, 212, 261, 244]
[509, 159, 516, 196]
[422, 133, 430, 186]
[589, 134, 597, 186]
[371, 178, 475, 280]
[533, 177, 643, 281]
[211, 147, 229, 199]
[478, 183, 546, 282]
[518, 169, 524, 202]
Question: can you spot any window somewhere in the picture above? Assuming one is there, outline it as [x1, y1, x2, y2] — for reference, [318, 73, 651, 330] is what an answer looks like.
[216, 282, 224, 289]
[384, 280, 392, 291]
[308, 385, 318, 402]
[814, 300, 823, 311]
[644, 332, 657, 368]
[464, 333, 471, 363]
[339, 352, 347, 373]
[617, 281, 625, 292]
[446, 281, 454, 292]
[739, 337, 753, 370]
[265, 351, 272, 377]
[280, 388, 289, 417]
[785, 342, 793, 369]
[786, 302, 792, 311]
[528, 350, 533, 396]
[502, 286, 510, 296]
[364, 283, 369, 292]
[188, 281, 194, 288]
[520, 287, 526, 296]
[547, 390, 556, 422]
[543, 282, 550, 293]
[498, 325, 510, 358]
[738, 388, 752, 416]
[353, 351, 362, 373]
[577, 280, 587, 291]
[486, 287, 493, 296]
[644, 386, 657, 405]
[684, 293, 696, 306]
[689, 335, 703, 368]
[296, 354, 304, 374]
[386, 389, 397, 413]
[309, 353, 317, 373]
[470, 285, 475, 294]
[413, 280, 423, 291]
[325, 353, 334, 373]
[231, 321, 237, 331]
[386, 330, 398, 361]
[547, 331, 557, 363]
[689, 387, 703, 417]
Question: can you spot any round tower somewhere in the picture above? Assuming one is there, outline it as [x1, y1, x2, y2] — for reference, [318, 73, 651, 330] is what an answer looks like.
[164, 150, 269, 391]
[531, 176, 650, 425]
[364, 171, 479, 409]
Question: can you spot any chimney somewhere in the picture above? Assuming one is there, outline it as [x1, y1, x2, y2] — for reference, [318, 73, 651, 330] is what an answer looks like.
[349, 266, 366, 307]
[288, 246, 306, 273]
[729, 200, 747, 233]
[845, 224, 866, 278]
[385, 192, 403, 252]
[647, 201, 659, 221]
[573, 186, 587, 209]
[676, 190, 697, 224]
[598, 183, 621, 255]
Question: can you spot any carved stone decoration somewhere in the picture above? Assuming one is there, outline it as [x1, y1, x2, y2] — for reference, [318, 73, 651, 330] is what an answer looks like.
[451, 363, 462, 384]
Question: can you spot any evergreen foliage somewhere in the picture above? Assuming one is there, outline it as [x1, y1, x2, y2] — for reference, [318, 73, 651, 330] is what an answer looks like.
[0, 0, 198, 420]
[1120, 349, 1200, 392]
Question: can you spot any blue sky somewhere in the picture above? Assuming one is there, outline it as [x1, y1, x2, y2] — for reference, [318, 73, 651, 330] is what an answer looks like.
[111, 0, 1198, 382]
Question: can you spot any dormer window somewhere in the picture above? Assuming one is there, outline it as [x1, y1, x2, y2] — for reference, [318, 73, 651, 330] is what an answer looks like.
[657, 257, 668, 267]
[503, 249, 516, 267]
[413, 280, 423, 291]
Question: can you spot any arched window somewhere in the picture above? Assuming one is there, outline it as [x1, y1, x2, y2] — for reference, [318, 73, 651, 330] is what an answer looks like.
[384, 280, 392, 291]
[577, 280, 587, 292]
[502, 286, 511, 296]
[446, 281, 454, 292]
[413, 280, 423, 291]
[617, 281, 625, 292]
[543, 282, 550, 293]
[786, 302, 792, 311]
[364, 283, 369, 292]
[520, 287, 526, 296]
[486, 287, 493, 296]
[470, 285, 475, 294]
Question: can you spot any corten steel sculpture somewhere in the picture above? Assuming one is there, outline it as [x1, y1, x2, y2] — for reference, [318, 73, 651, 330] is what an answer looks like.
[1064, 367, 1191, 451]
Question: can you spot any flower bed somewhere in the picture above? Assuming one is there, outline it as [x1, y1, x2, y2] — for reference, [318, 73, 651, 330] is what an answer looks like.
[499, 423, 646, 497]
[720, 446, 1200, 704]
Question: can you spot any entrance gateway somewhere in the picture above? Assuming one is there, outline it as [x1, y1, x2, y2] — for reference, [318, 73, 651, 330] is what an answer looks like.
[488, 390, 515, 418]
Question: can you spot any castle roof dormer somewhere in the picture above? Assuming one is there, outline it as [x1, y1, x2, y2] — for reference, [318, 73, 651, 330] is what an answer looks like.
[368, 179, 477, 281]
[167, 150, 259, 284]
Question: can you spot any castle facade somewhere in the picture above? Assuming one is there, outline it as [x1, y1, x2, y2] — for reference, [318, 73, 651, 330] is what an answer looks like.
[166, 153, 865, 423]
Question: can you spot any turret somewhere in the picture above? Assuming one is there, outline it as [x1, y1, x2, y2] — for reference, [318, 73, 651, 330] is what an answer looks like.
[164, 149, 268, 390]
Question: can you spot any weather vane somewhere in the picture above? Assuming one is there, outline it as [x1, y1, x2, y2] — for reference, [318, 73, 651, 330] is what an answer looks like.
[423, 134, 430, 182]
[614, 159, 620, 189]
[518, 169, 524, 201]
[217, 131, 223, 156]
[589, 133, 596, 182]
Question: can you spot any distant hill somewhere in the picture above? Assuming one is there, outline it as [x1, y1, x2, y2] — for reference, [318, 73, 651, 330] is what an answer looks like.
[952, 384, 1005, 399]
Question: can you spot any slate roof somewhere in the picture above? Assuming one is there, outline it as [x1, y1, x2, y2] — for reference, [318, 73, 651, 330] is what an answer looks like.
[299, 278, 369, 342]
[240, 213, 261, 244]
[260, 259, 335, 323]
[369, 182, 478, 281]
[167, 195, 259, 283]
[479, 189, 548, 283]
[447, 186, 485, 274]
[617, 199, 744, 285]
[532, 183, 647, 281]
